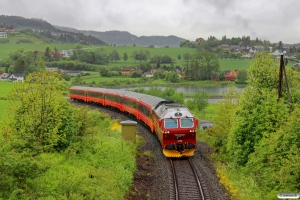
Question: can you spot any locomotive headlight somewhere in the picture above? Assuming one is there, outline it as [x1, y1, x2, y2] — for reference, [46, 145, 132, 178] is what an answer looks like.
[165, 131, 170, 134]
[189, 130, 195, 132]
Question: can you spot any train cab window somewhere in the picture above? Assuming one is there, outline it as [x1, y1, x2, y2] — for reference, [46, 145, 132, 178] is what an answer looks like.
[180, 118, 194, 128]
[164, 119, 178, 128]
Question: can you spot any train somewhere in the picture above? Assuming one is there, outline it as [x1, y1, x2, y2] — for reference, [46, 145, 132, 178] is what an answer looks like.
[69, 86, 198, 158]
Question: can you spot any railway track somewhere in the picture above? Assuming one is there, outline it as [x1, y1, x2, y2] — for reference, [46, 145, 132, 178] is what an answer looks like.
[169, 157, 210, 200]
[69, 99, 228, 200]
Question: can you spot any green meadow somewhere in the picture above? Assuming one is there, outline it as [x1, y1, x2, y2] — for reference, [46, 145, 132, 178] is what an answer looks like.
[0, 43, 92, 60]
[0, 81, 14, 97]
[0, 100, 9, 120]
[0, 81, 14, 120]
[0, 39, 255, 70]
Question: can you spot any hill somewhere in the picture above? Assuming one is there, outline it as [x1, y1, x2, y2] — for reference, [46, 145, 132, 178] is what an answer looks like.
[1, 15, 186, 47]
[0, 15, 57, 31]
[54, 26, 186, 47]
[0, 15, 106, 45]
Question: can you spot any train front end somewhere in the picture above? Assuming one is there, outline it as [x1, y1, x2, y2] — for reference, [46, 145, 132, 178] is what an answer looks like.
[154, 103, 198, 158]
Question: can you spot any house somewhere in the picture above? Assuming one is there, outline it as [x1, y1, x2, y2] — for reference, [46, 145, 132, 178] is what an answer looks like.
[46, 67, 59, 72]
[223, 70, 239, 81]
[122, 67, 136, 76]
[0, 73, 10, 80]
[196, 38, 204, 43]
[198, 120, 214, 130]
[232, 45, 240, 52]
[0, 32, 7, 38]
[255, 46, 265, 52]
[143, 69, 157, 77]
[61, 50, 73, 57]
[225, 74, 236, 81]
[33, 50, 44, 54]
[220, 45, 231, 50]
[52, 51, 62, 58]
[65, 70, 81, 76]
[8, 73, 24, 82]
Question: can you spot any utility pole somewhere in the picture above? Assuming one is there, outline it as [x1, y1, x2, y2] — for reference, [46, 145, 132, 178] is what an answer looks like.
[278, 55, 291, 102]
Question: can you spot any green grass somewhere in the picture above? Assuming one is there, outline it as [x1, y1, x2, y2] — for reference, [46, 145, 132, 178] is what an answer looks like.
[0, 81, 13, 121]
[6, 33, 44, 44]
[0, 43, 94, 59]
[0, 81, 14, 97]
[192, 103, 219, 122]
[219, 59, 251, 70]
[0, 100, 9, 120]
[215, 163, 264, 200]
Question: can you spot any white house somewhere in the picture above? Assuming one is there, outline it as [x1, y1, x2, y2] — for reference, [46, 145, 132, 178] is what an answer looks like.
[143, 69, 157, 77]
[0, 32, 7, 38]
[46, 67, 59, 72]
[61, 50, 73, 57]
[0, 73, 10, 80]
[65, 70, 81, 76]
[9, 73, 24, 82]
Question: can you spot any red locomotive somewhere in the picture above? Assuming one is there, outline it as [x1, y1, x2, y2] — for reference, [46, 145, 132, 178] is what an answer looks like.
[70, 86, 198, 157]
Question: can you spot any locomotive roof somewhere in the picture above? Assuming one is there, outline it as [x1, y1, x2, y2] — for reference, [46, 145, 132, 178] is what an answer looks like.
[153, 103, 194, 119]
[138, 95, 166, 108]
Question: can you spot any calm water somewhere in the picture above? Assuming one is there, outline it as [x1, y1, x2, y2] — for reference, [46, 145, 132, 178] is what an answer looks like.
[123, 85, 245, 95]
[122, 85, 245, 104]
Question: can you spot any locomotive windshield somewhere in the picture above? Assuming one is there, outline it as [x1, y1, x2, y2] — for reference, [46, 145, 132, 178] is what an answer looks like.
[164, 119, 178, 128]
[180, 118, 194, 128]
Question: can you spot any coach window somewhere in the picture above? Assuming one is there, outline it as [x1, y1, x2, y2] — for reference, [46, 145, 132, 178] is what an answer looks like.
[180, 118, 193, 128]
[164, 119, 178, 128]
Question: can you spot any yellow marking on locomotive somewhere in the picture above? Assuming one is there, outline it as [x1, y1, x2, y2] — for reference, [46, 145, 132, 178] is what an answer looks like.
[163, 149, 196, 158]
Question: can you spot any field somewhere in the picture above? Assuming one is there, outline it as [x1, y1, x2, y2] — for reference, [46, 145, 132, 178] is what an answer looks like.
[0, 38, 254, 70]
[0, 81, 14, 97]
[0, 81, 14, 119]
[0, 43, 94, 60]
[0, 100, 9, 120]
[219, 59, 251, 70]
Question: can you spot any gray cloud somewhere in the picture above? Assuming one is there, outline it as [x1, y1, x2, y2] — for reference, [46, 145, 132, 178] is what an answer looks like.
[0, 0, 299, 43]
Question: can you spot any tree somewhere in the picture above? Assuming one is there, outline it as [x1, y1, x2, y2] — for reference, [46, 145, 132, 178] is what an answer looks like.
[53, 47, 60, 60]
[161, 55, 173, 63]
[277, 41, 283, 50]
[62, 73, 71, 81]
[72, 74, 82, 85]
[218, 71, 225, 81]
[44, 46, 53, 62]
[183, 53, 190, 79]
[109, 50, 120, 62]
[153, 69, 164, 79]
[99, 66, 109, 77]
[166, 71, 180, 83]
[140, 63, 152, 73]
[193, 91, 208, 111]
[123, 52, 128, 62]
[5, 70, 77, 153]
[177, 55, 181, 60]
[189, 51, 220, 81]
[130, 71, 142, 78]
[236, 69, 247, 83]
[226, 52, 300, 167]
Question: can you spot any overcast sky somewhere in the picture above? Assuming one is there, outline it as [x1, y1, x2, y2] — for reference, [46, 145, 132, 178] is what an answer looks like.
[1, 0, 300, 44]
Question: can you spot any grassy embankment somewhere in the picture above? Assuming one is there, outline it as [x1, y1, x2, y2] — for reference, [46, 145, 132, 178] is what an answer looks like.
[0, 81, 13, 121]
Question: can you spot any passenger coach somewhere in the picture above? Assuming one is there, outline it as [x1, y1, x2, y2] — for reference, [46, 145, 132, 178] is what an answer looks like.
[69, 86, 198, 157]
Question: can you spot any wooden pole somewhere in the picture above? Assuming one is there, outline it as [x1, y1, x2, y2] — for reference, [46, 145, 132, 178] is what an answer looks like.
[283, 64, 292, 102]
[278, 55, 284, 100]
